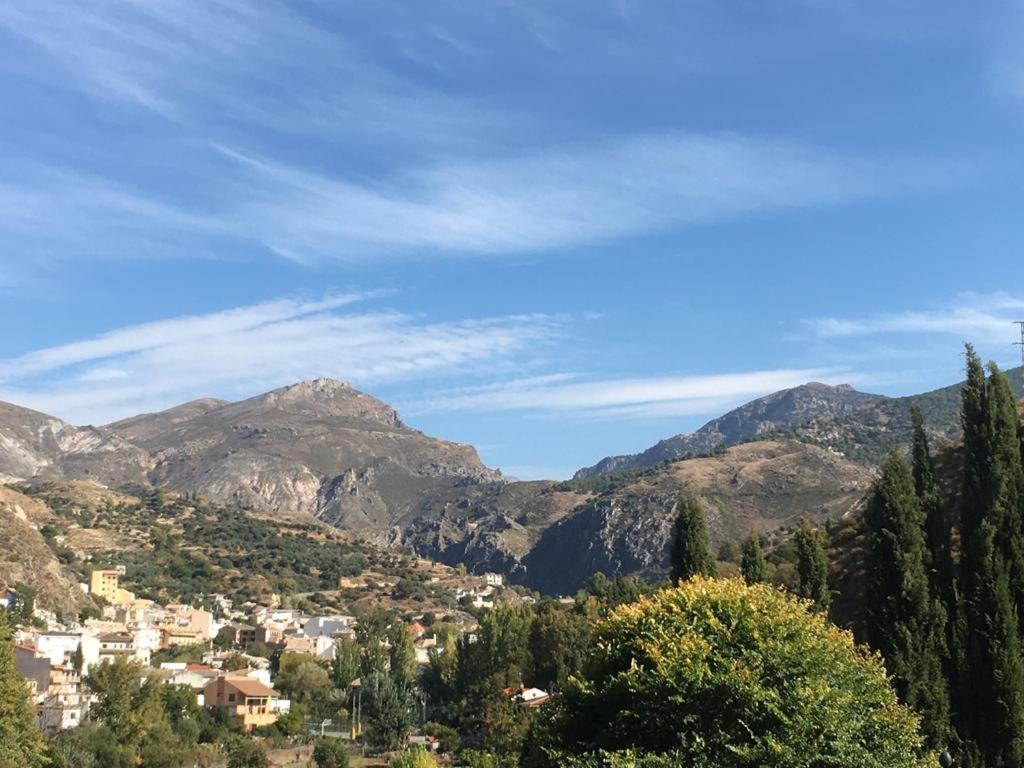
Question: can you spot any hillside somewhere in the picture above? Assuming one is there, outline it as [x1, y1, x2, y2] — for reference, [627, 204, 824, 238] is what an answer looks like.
[576, 368, 1024, 477]
[0, 485, 95, 614]
[0, 379, 500, 543]
[3, 480, 495, 619]
[0, 371, 1005, 596]
[522, 438, 872, 593]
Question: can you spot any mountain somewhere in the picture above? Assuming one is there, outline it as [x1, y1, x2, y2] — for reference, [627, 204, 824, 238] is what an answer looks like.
[521, 438, 872, 593]
[2, 369, 1017, 595]
[0, 379, 500, 542]
[576, 383, 885, 477]
[575, 368, 1024, 477]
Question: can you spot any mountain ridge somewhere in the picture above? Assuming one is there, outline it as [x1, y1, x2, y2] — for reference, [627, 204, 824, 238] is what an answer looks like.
[575, 368, 1024, 478]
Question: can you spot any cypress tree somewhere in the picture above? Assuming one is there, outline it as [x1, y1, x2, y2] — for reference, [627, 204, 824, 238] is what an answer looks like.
[955, 349, 1024, 764]
[739, 534, 768, 584]
[985, 364, 1024, 623]
[863, 450, 950, 748]
[0, 610, 49, 768]
[670, 493, 715, 583]
[794, 518, 830, 612]
[910, 406, 955, 614]
[960, 522, 1024, 766]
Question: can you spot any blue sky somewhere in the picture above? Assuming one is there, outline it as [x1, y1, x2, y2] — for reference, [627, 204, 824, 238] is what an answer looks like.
[1, 1, 1022, 479]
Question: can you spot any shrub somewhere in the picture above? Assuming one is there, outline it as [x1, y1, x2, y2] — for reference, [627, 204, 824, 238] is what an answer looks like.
[313, 738, 350, 768]
[388, 747, 437, 767]
[525, 577, 932, 768]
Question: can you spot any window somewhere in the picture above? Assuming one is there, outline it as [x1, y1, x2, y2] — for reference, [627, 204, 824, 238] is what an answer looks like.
[228, 693, 236, 703]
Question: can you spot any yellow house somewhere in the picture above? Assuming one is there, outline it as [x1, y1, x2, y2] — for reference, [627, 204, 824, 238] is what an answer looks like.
[203, 677, 279, 731]
[88, 569, 135, 604]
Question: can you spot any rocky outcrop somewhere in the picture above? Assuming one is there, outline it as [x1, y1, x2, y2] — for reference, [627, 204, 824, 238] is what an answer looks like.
[524, 439, 872, 592]
[576, 383, 886, 478]
[0, 379, 500, 535]
[0, 486, 94, 614]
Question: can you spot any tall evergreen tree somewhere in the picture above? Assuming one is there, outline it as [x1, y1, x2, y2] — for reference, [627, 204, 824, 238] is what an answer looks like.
[955, 349, 1024, 764]
[959, 522, 1024, 766]
[739, 534, 768, 584]
[863, 450, 950, 748]
[985, 364, 1024, 623]
[0, 610, 49, 768]
[910, 406, 955, 614]
[794, 518, 830, 612]
[670, 493, 716, 583]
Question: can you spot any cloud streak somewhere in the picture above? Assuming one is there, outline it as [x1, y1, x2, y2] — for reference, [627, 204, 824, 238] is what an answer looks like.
[0, 294, 560, 425]
[415, 367, 853, 419]
[808, 293, 1024, 345]
[215, 134, 895, 260]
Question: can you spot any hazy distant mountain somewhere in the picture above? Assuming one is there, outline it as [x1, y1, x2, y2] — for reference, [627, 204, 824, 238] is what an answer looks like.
[575, 369, 1024, 478]
[576, 382, 885, 478]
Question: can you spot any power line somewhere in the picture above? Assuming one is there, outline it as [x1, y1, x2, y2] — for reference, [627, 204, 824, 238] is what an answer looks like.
[1014, 321, 1024, 366]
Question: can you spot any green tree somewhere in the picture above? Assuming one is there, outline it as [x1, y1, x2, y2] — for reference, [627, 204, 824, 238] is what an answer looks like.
[910, 406, 955, 615]
[225, 738, 269, 768]
[863, 450, 950, 748]
[389, 624, 417, 686]
[527, 603, 590, 691]
[955, 351, 1024, 766]
[0, 610, 49, 768]
[794, 517, 830, 612]
[739, 534, 768, 584]
[85, 655, 187, 765]
[669, 493, 715, 582]
[331, 637, 360, 691]
[364, 671, 414, 750]
[356, 608, 391, 677]
[312, 737, 349, 768]
[524, 578, 931, 768]
[276, 658, 331, 706]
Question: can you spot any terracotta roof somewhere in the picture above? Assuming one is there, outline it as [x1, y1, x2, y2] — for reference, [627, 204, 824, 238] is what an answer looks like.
[222, 677, 278, 698]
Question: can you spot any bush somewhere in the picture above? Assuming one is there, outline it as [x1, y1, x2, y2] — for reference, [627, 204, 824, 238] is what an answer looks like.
[225, 738, 269, 768]
[313, 738, 350, 768]
[388, 748, 438, 767]
[525, 577, 932, 768]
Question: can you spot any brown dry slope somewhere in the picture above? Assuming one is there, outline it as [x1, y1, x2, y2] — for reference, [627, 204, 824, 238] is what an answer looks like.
[523, 439, 873, 593]
[0, 486, 94, 614]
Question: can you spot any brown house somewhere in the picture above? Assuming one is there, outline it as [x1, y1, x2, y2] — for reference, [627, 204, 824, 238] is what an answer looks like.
[203, 676, 279, 731]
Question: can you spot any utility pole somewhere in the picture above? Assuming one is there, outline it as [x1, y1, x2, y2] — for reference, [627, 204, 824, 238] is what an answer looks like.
[1015, 321, 1024, 365]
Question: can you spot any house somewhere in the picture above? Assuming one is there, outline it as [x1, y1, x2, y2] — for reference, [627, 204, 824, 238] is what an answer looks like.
[38, 665, 87, 732]
[1, 585, 17, 610]
[162, 663, 220, 696]
[203, 676, 279, 731]
[89, 568, 135, 604]
[519, 688, 551, 709]
[15, 647, 87, 732]
[303, 615, 354, 639]
[32, 632, 83, 667]
[409, 622, 426, 640]
[96, 631, 137, 665]
[158, 604, 214, 646]
[484, 573, 504, 588]
[217, 623, 262, 646]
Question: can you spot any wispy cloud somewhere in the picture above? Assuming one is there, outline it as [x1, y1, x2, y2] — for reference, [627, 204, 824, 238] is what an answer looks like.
[2, 130, 928, 265]
[0, 294, 560, 424]
[214, 133, 907, 260]
[415, 367, 852, 419]
[808, 293, 1024, 345]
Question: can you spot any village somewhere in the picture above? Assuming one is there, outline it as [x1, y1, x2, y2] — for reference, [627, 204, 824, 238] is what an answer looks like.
[4, 566, 551, 753]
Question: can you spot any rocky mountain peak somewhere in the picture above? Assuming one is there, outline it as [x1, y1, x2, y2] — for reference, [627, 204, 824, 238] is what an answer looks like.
[246, 378, 404, 428]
